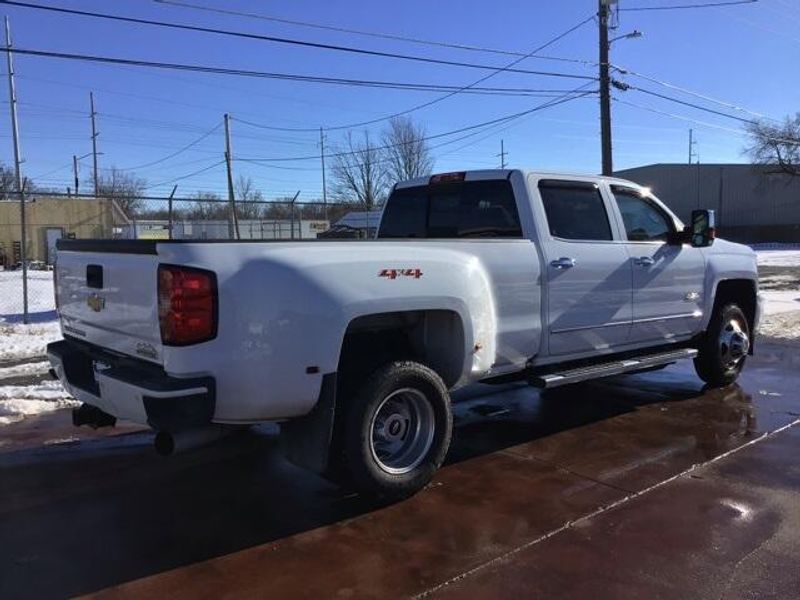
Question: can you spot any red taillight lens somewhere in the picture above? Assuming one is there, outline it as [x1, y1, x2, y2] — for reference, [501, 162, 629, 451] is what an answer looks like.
[158, 265, 217, 346]
[429, 171, 466, 185]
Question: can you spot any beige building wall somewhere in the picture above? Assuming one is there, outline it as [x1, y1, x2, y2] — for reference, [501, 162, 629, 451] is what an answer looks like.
[0, 196, 126, 264]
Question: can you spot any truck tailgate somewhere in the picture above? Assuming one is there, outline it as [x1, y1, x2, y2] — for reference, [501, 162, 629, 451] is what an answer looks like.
[56, 249, 163, 364]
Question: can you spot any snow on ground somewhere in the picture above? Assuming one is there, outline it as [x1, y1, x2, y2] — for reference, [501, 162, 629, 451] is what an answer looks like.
[756, 249, 800, 267]
[0, 381, 78, 425]
[0, 360, 49, 380]
[0, 321, 62, 361]
[761, 290, 800, 316]
[0, 269, 56, 320]
[759, 311, 800, 342]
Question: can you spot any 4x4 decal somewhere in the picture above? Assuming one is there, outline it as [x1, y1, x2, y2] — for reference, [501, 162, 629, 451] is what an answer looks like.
[378, 268, 423, 280]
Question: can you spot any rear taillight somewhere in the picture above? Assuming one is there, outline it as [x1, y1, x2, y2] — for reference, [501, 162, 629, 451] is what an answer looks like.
[158, 264, 217, 346]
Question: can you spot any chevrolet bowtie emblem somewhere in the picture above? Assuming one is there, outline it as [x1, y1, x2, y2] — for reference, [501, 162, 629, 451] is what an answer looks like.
[87, 293, 106, 312]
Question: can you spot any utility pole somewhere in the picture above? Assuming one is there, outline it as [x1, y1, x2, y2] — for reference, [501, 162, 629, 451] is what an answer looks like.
[599, 0, 613, 176]
[223, 113, 240, 240]
[73, 154, 79, 195]
[497, 139, 508, 169]
[5, 17, 27, 324]
[167, 184, 177, 240]
[688, 128, 698, 164]
[90, 92, 99, 196]
[319, 127, 328, 221]
[289, 190, 300, 240]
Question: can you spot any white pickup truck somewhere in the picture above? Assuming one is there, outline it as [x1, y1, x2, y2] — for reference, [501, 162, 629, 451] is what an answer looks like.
[49, 169, 761, 499]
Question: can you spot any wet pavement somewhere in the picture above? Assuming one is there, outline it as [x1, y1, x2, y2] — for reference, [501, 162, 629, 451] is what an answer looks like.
[1, 340, 799, 599]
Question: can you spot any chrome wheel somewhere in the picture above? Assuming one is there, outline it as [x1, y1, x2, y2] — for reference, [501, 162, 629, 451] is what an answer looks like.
[719, 318, 749, 370]
[369, 388, 435, 475]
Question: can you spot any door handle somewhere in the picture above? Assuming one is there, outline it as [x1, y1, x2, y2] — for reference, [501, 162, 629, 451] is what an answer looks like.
[550, 257, 576, 269]
[633, 256, 655, 267]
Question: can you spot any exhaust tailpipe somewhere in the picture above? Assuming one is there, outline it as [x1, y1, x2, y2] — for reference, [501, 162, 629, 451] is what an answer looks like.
[154, 426, 234, 456]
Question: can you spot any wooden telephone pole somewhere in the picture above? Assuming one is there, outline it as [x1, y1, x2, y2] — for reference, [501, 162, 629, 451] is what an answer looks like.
[599, 0, 613, 175]
[224, 113, 240, 240]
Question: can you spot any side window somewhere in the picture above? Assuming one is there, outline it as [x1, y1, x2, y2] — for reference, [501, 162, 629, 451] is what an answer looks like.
[613, 189, 673, 242]
[538, 181, 613, 241]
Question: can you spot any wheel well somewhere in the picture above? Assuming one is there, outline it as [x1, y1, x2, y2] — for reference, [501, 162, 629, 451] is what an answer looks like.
[338, 310, 465, 388]
[713, 279, 757, 332]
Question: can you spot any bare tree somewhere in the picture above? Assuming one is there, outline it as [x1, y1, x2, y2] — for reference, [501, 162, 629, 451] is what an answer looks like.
[187, 191, 227, 220]
[262, 197, 293, 220]
[746, 113, 800, 177]
[234, 175, 264, 219]
[0, 163, 36, 199]
[94, 167, 147, 216]
[331, 131, 388, 210]
[0, 163, 18, 200]
[382, 116, 433, 184]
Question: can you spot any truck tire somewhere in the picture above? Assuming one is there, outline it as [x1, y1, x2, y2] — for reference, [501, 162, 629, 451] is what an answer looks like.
[694, 303, 751, 387]
[340, 361, 452, 501]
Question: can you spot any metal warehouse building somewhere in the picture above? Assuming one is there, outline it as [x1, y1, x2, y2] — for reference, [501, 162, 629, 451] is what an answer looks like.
[614, 164, 800, 243]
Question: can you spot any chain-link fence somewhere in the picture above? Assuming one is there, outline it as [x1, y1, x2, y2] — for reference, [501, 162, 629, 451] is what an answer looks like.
[1, 190, 374, 323]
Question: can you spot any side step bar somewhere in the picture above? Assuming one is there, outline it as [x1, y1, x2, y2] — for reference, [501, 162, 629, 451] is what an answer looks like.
[531, 348, 698, 389]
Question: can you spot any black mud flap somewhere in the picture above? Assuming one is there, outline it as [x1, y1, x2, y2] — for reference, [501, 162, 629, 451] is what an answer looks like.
[280, 373, 337, 475]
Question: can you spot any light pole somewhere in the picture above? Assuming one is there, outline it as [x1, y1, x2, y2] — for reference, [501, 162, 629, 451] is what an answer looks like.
[609, 30, 643, 45]
[72, 151, 100, 196]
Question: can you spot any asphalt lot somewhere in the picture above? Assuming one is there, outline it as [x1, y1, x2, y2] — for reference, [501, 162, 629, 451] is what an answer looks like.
[1, 340, 799, 599]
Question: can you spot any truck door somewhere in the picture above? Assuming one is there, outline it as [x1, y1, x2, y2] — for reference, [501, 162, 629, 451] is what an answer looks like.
[537, 180, 633, 356]
[609, 185, 705, 343]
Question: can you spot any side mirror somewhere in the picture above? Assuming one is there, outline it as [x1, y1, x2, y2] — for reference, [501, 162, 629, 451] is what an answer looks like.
[690, 209, 716, 247]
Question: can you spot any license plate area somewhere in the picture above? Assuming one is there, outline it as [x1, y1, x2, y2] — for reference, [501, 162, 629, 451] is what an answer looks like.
[92, 360, 112, 385]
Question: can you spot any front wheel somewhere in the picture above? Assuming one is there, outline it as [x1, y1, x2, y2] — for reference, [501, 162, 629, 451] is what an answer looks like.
[340, 361, 452, 501]
[694, 303, 751, 387]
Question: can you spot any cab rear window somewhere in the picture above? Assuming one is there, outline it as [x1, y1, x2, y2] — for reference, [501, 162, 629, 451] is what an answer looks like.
[378, 180, 522, 239]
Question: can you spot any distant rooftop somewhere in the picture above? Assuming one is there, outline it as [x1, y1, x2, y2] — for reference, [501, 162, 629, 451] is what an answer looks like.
[335, 211, 383, 229]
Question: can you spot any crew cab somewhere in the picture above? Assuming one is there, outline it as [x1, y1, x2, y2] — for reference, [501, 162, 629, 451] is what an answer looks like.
[48, 169, 762, 500]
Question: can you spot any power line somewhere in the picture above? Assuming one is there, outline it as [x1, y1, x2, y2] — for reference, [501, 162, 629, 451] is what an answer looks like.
[629, 86, 755, 123]
[42, 92, 587, 195]
[143, 159, 225, 190]
[0, 2, 594, 80]
[239, 89, 594, 175]
[616, 97, 800, 145]
[620, 0, 757, 11]
[233, 14, 596, 133]
[3, 46, 596, 89]
[118, 122, 222, 170]
[239, 87, 597, 163]
[155, 0, 597, 67]
[613, 64, 774, 121]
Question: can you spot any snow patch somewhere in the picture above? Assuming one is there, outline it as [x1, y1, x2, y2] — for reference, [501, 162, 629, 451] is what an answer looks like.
[761, 290, 800, 316]
[756, 250, 800, 268]
[0, 380, 77, 425]
[760, 310, 800, 341]
[0, 269, 57, 319]
[0, 321, 62, 361]
[0, 360, 50, 380]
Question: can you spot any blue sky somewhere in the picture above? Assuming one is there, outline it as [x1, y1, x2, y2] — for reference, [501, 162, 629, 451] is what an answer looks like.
[1, 0, 799, 201]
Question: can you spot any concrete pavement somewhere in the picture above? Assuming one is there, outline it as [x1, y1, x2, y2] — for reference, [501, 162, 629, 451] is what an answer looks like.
[1, 340, 798, 599]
